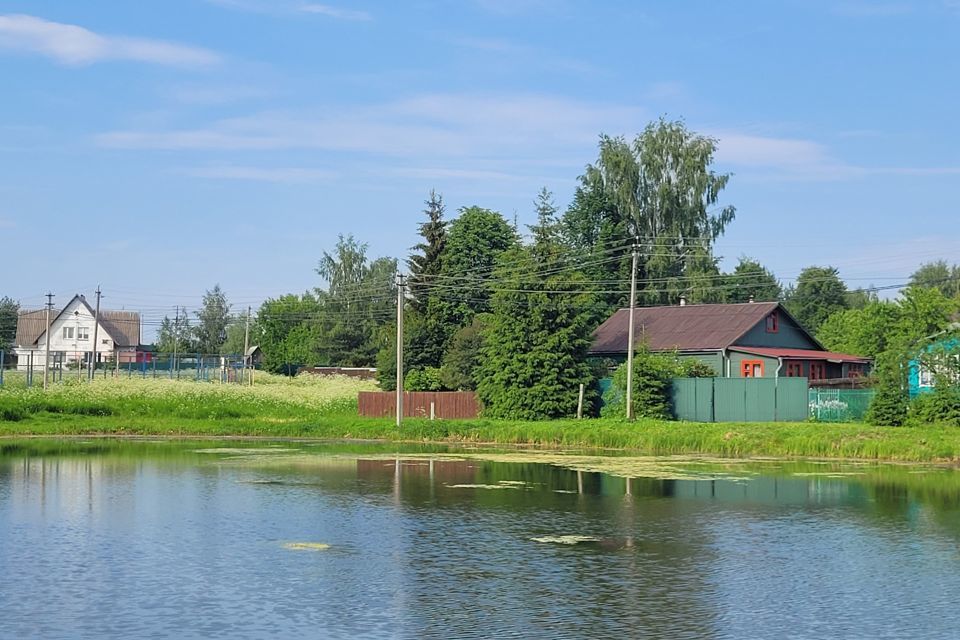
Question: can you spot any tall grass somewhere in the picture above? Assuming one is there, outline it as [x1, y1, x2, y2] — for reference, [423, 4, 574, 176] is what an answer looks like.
[0, 373, 373, 423]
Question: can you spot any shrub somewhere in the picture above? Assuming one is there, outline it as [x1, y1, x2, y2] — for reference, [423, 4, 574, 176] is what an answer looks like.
[404, 367, 445, 391]
[910, 378, 960, 426]
[601, 347, 712, 419]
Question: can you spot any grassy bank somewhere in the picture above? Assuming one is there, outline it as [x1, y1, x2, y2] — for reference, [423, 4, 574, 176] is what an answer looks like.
[2, 375, 959, 462]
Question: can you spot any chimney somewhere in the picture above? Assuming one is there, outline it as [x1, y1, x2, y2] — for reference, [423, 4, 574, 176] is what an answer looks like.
[679, 295, 687, 307]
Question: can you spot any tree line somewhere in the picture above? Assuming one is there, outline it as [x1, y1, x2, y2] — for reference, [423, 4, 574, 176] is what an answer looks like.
[4, 118, 958, 422]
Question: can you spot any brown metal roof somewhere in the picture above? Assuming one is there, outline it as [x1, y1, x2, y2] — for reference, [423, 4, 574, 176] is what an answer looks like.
[98, 311, 140, 347]
[14, 309, 50, 348]
[16, 307, 140, 348]
[589, 302, 781, 354]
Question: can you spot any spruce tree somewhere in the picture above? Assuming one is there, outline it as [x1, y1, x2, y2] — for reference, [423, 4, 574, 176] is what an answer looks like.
[476, 202, 595, 419]
[407, 190, 447, 311]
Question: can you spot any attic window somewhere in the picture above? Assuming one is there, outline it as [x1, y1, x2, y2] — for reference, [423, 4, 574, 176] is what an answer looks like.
[766, 311, 779, 333]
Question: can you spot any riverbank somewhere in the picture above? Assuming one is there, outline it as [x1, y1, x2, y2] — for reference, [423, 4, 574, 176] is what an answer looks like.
[4, 411, 960, 462]
[2, 376, 958, 462]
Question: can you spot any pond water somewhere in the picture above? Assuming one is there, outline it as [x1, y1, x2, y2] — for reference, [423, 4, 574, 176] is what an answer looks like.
[1, 440, 960, 639]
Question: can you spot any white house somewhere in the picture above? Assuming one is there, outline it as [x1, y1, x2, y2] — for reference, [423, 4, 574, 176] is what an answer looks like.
[13, 294, 141, 371]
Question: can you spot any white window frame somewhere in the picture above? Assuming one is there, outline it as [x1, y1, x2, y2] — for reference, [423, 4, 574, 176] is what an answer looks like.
[62, 326, 74, 340]
[77, 326, 90, 341]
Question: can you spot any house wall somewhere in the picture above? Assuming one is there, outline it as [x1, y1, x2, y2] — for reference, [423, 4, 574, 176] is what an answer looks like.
[908, 338, 960, 396]
[735, 311, 819, 350]
[678, 351, 724, 375]
[727, 351, 780, 378]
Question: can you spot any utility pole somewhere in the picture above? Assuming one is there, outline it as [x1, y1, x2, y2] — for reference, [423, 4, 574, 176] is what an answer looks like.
[172, 306, 180, 377]
[395, 273, 406, 428]
[43, 292, 54, 390]
[242, 305, 251, 385]
[626, 240, 640, 420]
[89, 286, 101, 382]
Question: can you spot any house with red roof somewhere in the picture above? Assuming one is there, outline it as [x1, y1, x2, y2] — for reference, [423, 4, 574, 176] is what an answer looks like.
[589, 301, 870, 382]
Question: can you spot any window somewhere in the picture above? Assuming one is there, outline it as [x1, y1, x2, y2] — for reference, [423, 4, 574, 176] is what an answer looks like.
[741, 360, 764, 378]
[62, 326, 74, 339]
[809, 363, 826, 380]
[786, 362, 804, 377]
[918, 364, 934, 388]
[848, 364, 863, 378]
[766, 311, 779, 333]
[78, 326, 89, 341]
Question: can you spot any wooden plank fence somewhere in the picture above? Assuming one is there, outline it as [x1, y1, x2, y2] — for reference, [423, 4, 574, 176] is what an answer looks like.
[358, 391, 479, 419]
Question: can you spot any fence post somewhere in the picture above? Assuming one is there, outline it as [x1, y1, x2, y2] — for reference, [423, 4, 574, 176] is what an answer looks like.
[576, 383, 585, 419]
[0, 350, 4, 387]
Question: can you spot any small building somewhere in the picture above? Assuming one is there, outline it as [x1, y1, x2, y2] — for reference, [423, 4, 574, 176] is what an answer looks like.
[589, 301, 871, 381]
[908, 337, 959, 397]
[245, 345, 263, 368]
[13, 294, 141, 370]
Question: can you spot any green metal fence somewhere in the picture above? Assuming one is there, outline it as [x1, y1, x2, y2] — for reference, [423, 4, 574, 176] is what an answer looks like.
[808, 388, 875, 423]
[672, 377, 810, 423]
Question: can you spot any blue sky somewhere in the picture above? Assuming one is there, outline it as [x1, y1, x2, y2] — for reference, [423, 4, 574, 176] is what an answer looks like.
[2, 0, 959, 325]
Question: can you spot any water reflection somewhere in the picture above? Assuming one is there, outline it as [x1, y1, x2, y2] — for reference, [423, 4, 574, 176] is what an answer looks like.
[0, 440, 959, 639]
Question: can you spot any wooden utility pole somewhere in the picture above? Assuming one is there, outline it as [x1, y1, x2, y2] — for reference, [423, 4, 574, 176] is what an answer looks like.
[88, 286, 101, 382]
[43, 292, 54, 390]
[395, 273, 406, 427]
[242, 305, 251, 385]
[172, 306, 180, 378]
[625, 241, 639, 420]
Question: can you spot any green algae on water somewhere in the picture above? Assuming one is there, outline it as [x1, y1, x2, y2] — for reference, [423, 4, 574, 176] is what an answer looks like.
[282, 542, 331, 551]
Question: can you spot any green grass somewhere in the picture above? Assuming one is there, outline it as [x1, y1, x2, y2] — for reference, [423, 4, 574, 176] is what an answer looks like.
[2, 374, 960, 462]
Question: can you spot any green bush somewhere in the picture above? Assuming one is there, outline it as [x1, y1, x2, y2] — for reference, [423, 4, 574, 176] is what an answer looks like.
[404, 367, 445, 391]
[910, 379, 960, 426]
[601, 347, 713, 419]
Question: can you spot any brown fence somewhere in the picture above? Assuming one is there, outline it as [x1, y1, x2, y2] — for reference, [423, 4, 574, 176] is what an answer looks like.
[358, 391, 480, 419]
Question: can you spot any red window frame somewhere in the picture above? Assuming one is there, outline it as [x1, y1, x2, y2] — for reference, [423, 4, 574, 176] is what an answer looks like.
[848, 364, 863, 378]
[786, 362, 804, 377]
[766, 311, 779, 333]
[741, 360, 764, 378]
[809, 362, 826, 380]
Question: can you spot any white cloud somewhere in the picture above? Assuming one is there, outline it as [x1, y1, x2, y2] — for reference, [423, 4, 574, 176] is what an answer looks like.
[206, 0, 371, 20]
[0, 14, 220, 67]
[184, 166, 338, 183]
[712, 131, 856, 178]
[164, 85, 269, 105]
[831, 2, 913, 17]
[472, 0, 566, 16]
[299, 4, 372, 20]
[97, 93, 644, 160]
[448, 34, 598, 75]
